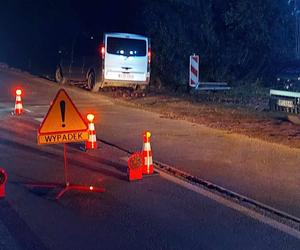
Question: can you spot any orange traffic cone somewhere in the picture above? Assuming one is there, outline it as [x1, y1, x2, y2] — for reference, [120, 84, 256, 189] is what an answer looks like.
[15, 89, 23, 115]
[86, 114, 97, 150]
[142, 131, 153, 174]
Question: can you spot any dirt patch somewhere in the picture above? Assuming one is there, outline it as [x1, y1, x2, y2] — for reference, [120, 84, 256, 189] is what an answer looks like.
[100, 88, 300, 149]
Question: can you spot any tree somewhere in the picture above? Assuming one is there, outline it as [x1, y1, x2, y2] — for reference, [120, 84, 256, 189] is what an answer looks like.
[137, 0, 295, 88]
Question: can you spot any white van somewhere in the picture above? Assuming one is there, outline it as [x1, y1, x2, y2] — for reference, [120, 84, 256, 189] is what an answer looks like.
[102, 33, 151, 89]
[55, 32, 151, 92]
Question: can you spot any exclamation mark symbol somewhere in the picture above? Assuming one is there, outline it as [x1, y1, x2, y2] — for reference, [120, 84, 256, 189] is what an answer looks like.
[60, 101, 66, 127]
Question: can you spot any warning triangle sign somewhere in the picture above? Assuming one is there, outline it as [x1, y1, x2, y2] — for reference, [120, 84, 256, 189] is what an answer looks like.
[39, 89, 88, 134]
[38, 89, 89, 144]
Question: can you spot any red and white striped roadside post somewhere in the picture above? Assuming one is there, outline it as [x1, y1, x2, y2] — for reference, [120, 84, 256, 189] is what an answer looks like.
[189, 54, 199, 88]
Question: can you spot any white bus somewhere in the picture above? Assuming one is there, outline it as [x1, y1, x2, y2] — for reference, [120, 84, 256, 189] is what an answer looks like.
[55, 32, 151, 92]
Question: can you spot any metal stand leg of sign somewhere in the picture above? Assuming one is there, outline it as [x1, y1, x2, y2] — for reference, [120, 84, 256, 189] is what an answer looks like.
[64, 143, 69, 186]
[55, 144, 105, 200]
[26, 144, 105, 200]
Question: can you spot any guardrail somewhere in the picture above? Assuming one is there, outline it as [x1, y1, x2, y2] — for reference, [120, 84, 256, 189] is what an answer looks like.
[270, 89, 300, 98]
[195, 82, 231, 91]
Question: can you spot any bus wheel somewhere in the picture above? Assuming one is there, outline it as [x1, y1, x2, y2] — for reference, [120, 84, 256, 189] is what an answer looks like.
[87, 71, 101, 92]
[55, 66, 66, 85]
[87, 71, 95, 90]
[92, 82, 101, 92]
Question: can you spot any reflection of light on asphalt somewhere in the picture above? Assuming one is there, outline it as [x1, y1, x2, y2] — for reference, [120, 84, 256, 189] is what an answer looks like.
[0, 107, 14, 117]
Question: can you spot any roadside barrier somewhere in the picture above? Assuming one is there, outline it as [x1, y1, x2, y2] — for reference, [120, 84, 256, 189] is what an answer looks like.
[0, 168, 7, 198]
[127, 152, 143, 181]
[142, 131, 153, 175]
[15, 89, 23, 115]
[86, 114, 97, 150]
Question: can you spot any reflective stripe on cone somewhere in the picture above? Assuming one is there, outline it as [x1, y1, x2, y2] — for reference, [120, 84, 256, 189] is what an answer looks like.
[85, 115, 97, 150]
[15, 94, 23, 115]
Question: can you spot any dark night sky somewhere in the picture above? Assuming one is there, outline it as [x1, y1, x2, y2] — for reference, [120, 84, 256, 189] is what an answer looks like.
[0, 0, 139, 72]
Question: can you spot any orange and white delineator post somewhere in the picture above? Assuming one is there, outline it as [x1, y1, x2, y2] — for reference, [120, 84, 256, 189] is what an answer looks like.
[142, 131, 154, 174]
[86, 113, 97, 150]
[15, 89, 23, 115]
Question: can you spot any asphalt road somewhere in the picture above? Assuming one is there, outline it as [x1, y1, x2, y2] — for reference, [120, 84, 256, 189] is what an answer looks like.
[0, 69, 299, 249]
[1, 70, 300, 217]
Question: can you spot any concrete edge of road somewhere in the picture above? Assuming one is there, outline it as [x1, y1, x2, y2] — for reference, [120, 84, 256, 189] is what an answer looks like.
[154, 160, 300, 224]
[98, 138, 300, 239]
[157, 169, 300, 240]
[154, 161, 300, 235]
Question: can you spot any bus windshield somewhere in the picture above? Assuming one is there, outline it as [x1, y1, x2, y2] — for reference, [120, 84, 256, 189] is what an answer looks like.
[107, 37, 147, 57]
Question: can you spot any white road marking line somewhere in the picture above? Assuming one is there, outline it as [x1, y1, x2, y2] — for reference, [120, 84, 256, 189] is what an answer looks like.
[27, 105, 49, 108]
[0, 107, 32, 113]
[35, 118, 43, 123]
[0, 108, 13, 112]
[157, 169, 300, 240]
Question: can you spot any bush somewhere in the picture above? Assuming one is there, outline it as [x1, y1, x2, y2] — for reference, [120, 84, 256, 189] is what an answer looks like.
[136, 0, 295, 90]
